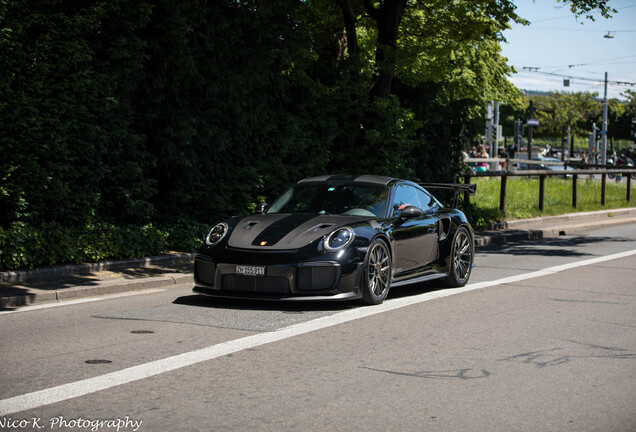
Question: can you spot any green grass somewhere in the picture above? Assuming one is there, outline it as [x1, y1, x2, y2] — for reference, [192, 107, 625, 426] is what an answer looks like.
[466, 176, 635, 229]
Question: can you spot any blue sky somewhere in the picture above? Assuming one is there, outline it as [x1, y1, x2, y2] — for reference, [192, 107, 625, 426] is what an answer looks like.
[501, 0, 636, 100]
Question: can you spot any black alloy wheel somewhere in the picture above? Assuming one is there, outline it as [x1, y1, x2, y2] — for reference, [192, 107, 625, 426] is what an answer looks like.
[443, 226, 473, 288]
[362, 238, 392, 305]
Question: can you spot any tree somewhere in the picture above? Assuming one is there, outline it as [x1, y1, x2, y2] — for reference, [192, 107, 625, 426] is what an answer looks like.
[531, 92, 600, 139]
[326, 0, 615, 180]
[0, 0, 622, 234]
[607, 90, 635, 145]
[559, 0, 615, 19]
[334, 0, 614, 102]
[0, 0, 156, 227]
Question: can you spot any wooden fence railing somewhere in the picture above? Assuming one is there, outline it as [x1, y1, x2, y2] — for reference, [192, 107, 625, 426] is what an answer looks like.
[461, 158, 636, 212]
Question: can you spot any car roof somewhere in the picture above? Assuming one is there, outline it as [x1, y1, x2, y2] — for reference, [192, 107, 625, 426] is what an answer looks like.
[530, 157, 561, 162]
[298, 174, 395, 185]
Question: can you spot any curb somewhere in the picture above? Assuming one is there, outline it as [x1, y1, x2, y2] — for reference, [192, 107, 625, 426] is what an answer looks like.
[54, 273, 195, 302]
[475, 214, 636, 247]
[483, 207, 636, 231]
[0, 274, 194, 309]
[0, 253, 196, 284]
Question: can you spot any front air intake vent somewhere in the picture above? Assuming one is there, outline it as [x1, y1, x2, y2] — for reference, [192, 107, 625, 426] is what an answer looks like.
[311, 224, 333, 232]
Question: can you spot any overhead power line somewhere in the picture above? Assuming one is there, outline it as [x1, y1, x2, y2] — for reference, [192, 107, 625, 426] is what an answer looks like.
[519, 67, 636, 88]
[529, 4, 636, 23]
[527, 27, 636, 32]
[566, 54, 636, 68]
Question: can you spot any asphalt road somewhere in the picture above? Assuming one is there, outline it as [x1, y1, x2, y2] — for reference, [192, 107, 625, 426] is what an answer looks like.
[1, 224, 635, 432]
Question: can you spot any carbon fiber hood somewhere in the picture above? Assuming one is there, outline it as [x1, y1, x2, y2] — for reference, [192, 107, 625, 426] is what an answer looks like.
[227, 213, 365, 250]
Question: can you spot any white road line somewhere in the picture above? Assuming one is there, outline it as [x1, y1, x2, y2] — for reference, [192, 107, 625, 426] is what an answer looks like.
[1, 249, 635, 416]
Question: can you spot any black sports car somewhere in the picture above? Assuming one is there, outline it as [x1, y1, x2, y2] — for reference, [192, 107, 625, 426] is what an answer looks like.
[193, 175, 475, 305]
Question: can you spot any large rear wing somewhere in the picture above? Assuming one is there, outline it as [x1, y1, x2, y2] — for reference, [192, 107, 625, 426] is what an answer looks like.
[418, 183, 476, 208]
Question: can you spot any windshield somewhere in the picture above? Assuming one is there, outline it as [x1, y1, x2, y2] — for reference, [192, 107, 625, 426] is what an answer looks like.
[267, 182, 390, 217]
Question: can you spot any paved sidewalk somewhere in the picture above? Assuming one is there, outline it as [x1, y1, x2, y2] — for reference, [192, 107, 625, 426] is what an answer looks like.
[0, 254, 195, 309]
[1, 208, 635, 309]
[474, 207, 636, 246]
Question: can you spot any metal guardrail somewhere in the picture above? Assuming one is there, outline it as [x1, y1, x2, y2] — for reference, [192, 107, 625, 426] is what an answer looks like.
[461, 158, 636, 212]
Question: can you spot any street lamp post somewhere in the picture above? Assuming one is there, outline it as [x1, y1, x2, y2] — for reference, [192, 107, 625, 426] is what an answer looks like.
[601, 72, 608, 166]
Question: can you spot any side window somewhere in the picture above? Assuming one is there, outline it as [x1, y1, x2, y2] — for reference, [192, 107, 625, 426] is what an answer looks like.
[417, 188, 436, 211]
[392, 184, 422, 217]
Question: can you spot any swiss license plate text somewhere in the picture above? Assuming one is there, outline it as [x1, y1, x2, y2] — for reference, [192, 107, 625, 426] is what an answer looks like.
[236, 265, 265, 276]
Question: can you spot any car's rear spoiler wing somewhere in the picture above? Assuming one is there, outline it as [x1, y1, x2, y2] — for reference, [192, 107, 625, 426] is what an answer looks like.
[418, 183, 476, 208]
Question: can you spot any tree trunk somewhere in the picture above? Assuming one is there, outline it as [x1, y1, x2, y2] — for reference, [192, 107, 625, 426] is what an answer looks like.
[365, 0, 407, 99]
[337, 0, 360, 57]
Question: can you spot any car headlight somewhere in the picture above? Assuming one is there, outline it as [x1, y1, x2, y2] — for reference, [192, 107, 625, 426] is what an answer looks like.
[206, 223, 229, 246]
[323, 227, 355, 252]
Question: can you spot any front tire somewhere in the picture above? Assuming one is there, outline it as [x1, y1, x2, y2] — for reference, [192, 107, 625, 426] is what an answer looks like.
[361, 239, 392, 305]
[443, 226, 473, 287]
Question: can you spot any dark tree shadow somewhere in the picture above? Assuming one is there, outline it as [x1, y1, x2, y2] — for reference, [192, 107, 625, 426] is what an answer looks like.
[0, 286, 36, 310]
[1, 261, 193, 310]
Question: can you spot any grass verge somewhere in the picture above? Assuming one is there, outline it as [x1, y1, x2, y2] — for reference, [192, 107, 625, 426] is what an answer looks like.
[466, 176, 635, 229]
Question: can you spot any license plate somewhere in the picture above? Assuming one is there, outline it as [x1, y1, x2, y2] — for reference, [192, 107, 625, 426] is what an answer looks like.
[236, 265, 266, 276]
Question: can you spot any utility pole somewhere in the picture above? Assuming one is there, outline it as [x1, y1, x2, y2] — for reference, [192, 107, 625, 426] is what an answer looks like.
[601, 72, 608, 165]
[493, 102, 500, 170]
[494, 101, 500, 158]
[513, 120, 523, 157]
[589, 123, 597, 159]
[632, 117, 636, 151]
[561, 126, 572, 162]
[485, 100, 493, 155]
[561, 132, 566, 161]
[527, 100, 534, 161]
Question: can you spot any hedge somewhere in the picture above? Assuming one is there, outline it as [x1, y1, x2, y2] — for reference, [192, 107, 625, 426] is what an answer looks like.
[0, 221, 210, 271]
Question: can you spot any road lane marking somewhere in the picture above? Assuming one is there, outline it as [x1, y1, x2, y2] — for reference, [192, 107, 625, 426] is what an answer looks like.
[1, 248, 635, 415]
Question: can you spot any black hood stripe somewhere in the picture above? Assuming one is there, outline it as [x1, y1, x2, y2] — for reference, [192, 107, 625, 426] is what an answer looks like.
[227, 213, 367, 250]
[252, 214, 317, 246]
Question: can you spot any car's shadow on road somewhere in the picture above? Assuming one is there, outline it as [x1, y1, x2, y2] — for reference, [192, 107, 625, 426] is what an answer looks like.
[173, 294, 359, 313]
[174, 279, 447, 313]
[387, 281, 447, 300]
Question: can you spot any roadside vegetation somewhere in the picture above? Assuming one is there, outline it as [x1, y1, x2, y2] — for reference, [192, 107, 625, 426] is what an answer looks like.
[467, 177, 633, 230]
[501, 91, 636, 154]
[0, 222, 211, 272]
[0, 0, 629, 271]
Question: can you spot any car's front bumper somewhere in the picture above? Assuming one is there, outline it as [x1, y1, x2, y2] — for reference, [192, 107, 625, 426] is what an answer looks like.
[193, 253, 364, 301]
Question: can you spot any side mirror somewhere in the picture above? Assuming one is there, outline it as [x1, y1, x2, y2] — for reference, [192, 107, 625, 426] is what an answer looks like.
[256, 202, 268, 214]
[400, 205, 422, 219]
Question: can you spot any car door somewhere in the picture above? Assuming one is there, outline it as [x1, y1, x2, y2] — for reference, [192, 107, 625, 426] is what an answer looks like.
[391, 183, 439, 276]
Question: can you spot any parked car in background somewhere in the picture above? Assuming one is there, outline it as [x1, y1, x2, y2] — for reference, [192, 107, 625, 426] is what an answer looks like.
[518, 157, 574, 177]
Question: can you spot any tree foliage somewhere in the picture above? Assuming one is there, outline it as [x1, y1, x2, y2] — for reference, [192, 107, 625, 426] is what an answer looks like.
[0, 0, 620, 269]
[559, 0, 616, 20]
[0, 0, 155, 227]
[501, 91, 635, 144]
[531, 92, 600, 137]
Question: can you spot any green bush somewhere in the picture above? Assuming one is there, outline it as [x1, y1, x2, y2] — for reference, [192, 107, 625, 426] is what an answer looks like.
[0, 222, 172, 271]
[162, 219, 211, 253]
